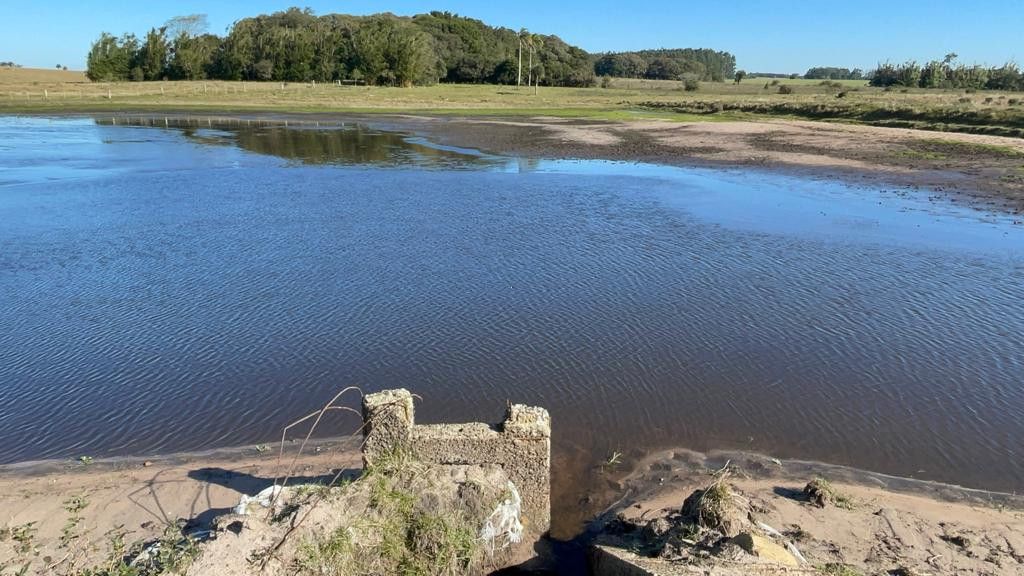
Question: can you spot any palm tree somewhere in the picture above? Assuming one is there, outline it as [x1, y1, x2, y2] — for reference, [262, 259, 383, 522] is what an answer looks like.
[528, 36, 534, 87]
[530, 34, 544, 93]
[517, 28, 528, 88]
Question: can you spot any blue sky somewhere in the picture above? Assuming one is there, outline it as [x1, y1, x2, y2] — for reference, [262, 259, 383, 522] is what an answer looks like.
[2, 1, 1022, 73]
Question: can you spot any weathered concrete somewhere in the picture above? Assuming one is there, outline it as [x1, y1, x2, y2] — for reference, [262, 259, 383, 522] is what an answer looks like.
[362, 389, 551, 535]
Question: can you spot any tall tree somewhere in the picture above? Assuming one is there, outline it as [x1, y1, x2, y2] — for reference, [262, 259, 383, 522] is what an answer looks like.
[139, 27, 169, 80]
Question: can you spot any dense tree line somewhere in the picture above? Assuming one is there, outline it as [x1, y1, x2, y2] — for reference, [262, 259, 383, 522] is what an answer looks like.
[85, 8, 595, 87]
[593, 48, 736, 81]
[869, 54, 1024, 91]
[804, 67, 864, 80]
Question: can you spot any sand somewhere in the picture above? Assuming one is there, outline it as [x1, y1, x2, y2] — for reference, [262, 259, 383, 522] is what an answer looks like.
[0, 439, 361, 574]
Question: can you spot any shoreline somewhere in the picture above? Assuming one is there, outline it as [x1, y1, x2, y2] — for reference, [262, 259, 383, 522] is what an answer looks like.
[2, 441, 1022, 573]
[7, 109, 1024, 214]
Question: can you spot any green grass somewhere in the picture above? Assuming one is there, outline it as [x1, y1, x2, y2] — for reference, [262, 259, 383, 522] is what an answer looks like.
[2, 78, 1023, 137]
[295, 450, 486, 576]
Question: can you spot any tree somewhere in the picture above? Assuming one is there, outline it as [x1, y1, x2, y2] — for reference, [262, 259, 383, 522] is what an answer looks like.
[86, 32, 136, 81]
[517, 28, 528, 87]
[734, 70, 746, 84]
[166, 14, 208, 38]
[139, 27, 169, 80]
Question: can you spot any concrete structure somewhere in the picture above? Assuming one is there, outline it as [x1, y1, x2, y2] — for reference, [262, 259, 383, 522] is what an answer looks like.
[362, 389, 551, 535]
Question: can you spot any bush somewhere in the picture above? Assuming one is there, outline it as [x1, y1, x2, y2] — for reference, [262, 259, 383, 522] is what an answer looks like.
[600, 75, 612, 89]
[777, 85, 794, 94]
[958, 97, 972, 104]
[965, 88, 977, 94]
[1008, 98, 1020, 105]
[682, 77, 700, 91]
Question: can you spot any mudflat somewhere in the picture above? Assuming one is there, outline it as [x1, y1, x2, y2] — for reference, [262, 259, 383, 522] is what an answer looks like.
[396, 114, 1024, 212]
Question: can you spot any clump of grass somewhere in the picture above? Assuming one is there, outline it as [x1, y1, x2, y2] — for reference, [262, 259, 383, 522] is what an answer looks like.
[817, 563, 865, 576]
[778, 85, 794, 95]
[295, 450, 484, 576]
[78, 523, 200, 576]
[681, 466, 739, 532]
[803, 478, 855, 510]
[2, 522, 38, 556]
[61, 494, 90, 547]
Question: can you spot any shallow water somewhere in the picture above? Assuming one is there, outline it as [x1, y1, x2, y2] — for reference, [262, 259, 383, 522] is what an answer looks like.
[1, 116, 1022, 536]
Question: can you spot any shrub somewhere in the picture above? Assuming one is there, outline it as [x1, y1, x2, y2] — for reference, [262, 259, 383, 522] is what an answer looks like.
[965, 88, 977, 93]
[1008, 98, 1021, 105]
[958, 97, 972, 104]
[778, 85, 794, 94]
[682, 77, 700, 91]
[600, 75, 612, 89]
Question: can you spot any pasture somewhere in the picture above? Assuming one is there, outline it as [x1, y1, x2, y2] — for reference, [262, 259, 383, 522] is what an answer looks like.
[1, 71, 1022, 136]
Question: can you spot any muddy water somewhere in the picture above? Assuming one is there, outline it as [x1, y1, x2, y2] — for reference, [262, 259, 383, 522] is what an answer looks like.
[1, 116, 1022, 537]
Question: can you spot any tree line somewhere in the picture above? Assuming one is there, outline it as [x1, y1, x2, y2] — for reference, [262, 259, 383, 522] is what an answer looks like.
[593, 49, 736, 82]
[86, 9, 596, 87]
[804, 67, 864, 80]
[868, 54, 1024, 91]
[87, 8, 745, 87]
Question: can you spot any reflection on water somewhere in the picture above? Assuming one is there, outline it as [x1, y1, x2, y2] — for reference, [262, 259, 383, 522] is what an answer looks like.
[1, 116, 1023, 539]
[95, 117, 520, 170]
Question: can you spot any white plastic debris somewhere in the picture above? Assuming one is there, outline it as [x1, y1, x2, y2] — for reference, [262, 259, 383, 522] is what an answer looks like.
[233, 485, 285, 515]
[479, 481, 523, 554]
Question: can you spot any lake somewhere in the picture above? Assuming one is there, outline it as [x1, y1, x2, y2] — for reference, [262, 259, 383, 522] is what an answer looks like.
[1, 116, 1022, 537]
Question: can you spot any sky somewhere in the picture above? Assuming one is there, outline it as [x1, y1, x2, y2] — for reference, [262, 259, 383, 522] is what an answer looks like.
[1, 0, 1022, 73]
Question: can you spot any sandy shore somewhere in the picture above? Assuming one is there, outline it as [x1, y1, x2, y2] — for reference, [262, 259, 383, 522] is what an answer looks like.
[3, 443, 1022, 575]
[0, 439, 361, 574]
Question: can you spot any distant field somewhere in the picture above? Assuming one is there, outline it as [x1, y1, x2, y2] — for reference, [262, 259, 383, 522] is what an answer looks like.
[0, 66, 88, 84]
[0, 76, 1022, 136]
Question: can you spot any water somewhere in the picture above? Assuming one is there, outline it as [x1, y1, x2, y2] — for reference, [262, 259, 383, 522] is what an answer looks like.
[1, 117, 1022, 537]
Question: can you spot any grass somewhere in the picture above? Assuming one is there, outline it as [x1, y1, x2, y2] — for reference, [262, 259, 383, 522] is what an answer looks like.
[804, 478, 855, 510]
[1, 76, 1023, 137]
[816, 563, 865, 576]
[917, 138, 1024, 157]
[75, 524, 200, 576]
[295, 450, 485, 576]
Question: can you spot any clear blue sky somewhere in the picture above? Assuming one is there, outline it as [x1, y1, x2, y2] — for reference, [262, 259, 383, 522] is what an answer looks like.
[2, 0, 1022, 73]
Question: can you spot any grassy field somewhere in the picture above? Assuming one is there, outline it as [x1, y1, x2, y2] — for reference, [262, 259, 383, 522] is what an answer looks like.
[1, 69, 1023, 136]
[0, 66, 87, 83]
